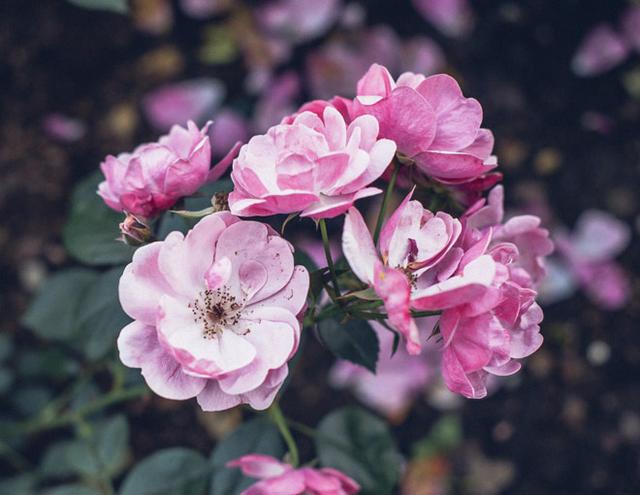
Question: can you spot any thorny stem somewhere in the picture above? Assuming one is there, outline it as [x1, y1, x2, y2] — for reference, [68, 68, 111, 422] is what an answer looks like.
[319, 219, 342, 300]
[268, 402, 299, 467]
[373, 163, 399, 244]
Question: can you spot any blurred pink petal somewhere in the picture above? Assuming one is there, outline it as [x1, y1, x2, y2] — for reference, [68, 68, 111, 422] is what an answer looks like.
[253, 72, 301, 133]
[180, 0, 229, 18]
[330, 320, 438, 419]
[621, 6, 640, 52]
[143, 78, 225, 131]
[257, 0, 342, 43]
[570, 209, 631, 262]
[412, 0, 474, 38]
[572, 23, 630, 77]
[209, 108, 248, 158]
[42, 113, 86, 142]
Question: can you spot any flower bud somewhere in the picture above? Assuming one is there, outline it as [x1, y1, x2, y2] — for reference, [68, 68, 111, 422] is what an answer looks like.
[119, 213, 154, 246]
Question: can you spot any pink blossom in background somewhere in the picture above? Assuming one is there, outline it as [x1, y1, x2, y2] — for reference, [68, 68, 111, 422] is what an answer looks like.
[228, 454, 360, 495]
[252, 72, 301, 133]
[143, 78, 225, 131]
[42, 113, 86, 142]
[98, 121, 236, 218]
[210, 108, 248, 158]
[133, 0, 173, 35]
[621, 6, 640, 52]
[412, 0, 474, 38]
[306, 26, 444, 101]
[330, 320, 438, 419]
[229, 106, 396, 219]
[571, 24, 630, 77]
[401, 37, 445, 76]
[257, 0, 342, 44]
[352, 64, 497, 186]
[545, 210, 631, 310]
[296, 237, 341, 269]
[117, 213, 309, 411]
[180, 0, 229, 18]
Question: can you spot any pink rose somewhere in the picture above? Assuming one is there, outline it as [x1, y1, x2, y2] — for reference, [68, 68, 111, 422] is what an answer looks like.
[343, 190, 549, 397]
[227, 454, 360, 495]
[117, 213, 309, 411]
[466, 185, 554, 285]
[229, 106, 396, 219]
[352, 64, 496, 185]
[98, 121, 235, 218]
[342, 191, 465, 354]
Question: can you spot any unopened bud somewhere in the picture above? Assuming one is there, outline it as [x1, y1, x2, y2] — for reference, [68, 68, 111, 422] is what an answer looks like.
[119, 213, 154, 246]
[212, 191, 230, 212]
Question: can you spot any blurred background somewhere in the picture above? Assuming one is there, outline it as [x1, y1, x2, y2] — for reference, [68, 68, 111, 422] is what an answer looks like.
[1, 0, 639, 493]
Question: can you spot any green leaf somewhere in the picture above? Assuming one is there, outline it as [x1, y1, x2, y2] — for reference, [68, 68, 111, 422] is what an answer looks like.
[210, 417, 285, 495]
[45, 416, 129, 479]
[41, 440, 82, 479]
[95, 415, 130, 475]
[0, 474, 37, 495]
[12, 386, 53, 416]
[17, 349, 79, 380]
[412, 416, 462, 459]
[63, 171, 134, 266]
[317, 319, 379, 373]
[119, 448, 209, 495]
[66, 0, 128, 14]
[0, 332, 12, 362]
[75, 266, 131, 359]
[22, 268, 98, 340]
[0, 367, 12, 395]
[41, 484, 101, 495]
[315, 407, 401, 495]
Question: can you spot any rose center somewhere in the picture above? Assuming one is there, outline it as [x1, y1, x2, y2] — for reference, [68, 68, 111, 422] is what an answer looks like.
[188, 287, 244, 339]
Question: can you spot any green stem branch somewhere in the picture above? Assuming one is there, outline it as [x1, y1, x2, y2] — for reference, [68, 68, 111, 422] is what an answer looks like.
[373, 163, 398, 244]
[319, 219, 341, 300]
[268, 402, 299, 467]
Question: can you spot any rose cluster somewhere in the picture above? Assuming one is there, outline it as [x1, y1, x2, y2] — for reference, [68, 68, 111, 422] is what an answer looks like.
[99, 63, 552, 493]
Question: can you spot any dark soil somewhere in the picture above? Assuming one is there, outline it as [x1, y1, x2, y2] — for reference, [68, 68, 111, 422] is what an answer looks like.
[1, 0, 639, 493]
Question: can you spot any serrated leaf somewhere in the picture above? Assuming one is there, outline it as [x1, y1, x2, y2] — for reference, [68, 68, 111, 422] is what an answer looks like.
[63, 171, 134, 266]
[119, 448, 209, 495]
[315, 407, 401, 495]
[210, 417, 285, 495]
[75, 266, 131, 359]
[22, 268, 98, 340]
[40, 440, 82, 479]
[317, 319, 379, 372]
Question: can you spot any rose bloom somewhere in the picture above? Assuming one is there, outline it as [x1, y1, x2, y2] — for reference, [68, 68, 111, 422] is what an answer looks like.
[352, 64, 496, 186]
[98, 121, 235, 218]
[117, 212, 309, 411]
[343, 188, 551, 398]
[342, 191, 464, 354]
[229, 106, 396, 219]
[228, 454, 360, 495]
